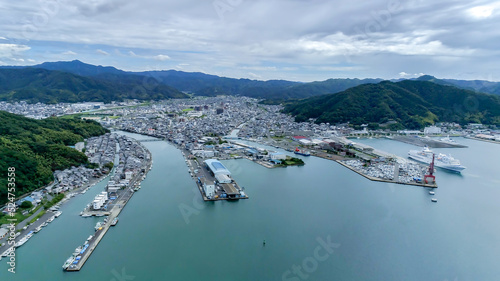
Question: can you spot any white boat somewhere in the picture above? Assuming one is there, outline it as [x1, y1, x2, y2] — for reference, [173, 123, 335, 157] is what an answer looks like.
[431, 198, 438, 202]
[74, 246, 83, 255]
[47, 216, 55, 223]
[15, 236, 29, 248]
[439, 135, 458, 144]
[54, 211, 62, 217]
[429, 191, 435, 195]
[95, 221, 104, 231]
[62, 256, 74, 270]
[408, 146, 466, 173]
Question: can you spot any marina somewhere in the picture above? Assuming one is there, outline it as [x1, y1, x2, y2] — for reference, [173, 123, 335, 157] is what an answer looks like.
[63, 135, 152, 271]
[2, 134, 500, 280]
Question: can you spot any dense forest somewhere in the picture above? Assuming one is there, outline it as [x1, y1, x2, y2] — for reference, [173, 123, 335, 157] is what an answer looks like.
[3, 61, 386, 100]
[4, 60, 500, 101]
[0, 111, 108, 205]
[283, 80, 500, 128]
[0, 68, 187, 103]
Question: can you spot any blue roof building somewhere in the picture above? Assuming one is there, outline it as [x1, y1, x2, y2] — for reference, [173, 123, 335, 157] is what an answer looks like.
[204, 159, 231, 176]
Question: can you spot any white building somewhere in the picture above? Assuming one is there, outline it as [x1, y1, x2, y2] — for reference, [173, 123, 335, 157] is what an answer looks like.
[124, 170, 134, 180]
[269, 153, 287, 160]
[202, 179, 215, 199]
[424, 126, 442, 135]
[92, 191, 108, 210]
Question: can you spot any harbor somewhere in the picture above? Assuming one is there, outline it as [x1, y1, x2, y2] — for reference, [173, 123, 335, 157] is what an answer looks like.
[2, 134, 500, 281]
[63, 134, 152, 271]
[183, 150, 248, 201]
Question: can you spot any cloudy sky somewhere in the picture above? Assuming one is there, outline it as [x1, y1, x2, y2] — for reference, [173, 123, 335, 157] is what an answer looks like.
[1, 0, 499, 82]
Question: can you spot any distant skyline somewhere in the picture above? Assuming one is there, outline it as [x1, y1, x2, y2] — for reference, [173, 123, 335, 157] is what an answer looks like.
[1, 0, 500, 82]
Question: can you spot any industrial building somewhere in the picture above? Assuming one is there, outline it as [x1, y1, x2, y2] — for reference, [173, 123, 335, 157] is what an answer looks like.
[92, 191, 108, 210]
[204, 159, 231, 177]
[201, 178, 216, 199]
[203, 159, 242, 199]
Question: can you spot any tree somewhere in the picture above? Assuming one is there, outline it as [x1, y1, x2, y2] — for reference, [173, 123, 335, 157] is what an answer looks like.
[104, 162, 114, 170]
[20, 200, 33, 209]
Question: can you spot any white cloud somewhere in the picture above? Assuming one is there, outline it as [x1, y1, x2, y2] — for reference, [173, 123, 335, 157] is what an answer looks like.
[399, 72, 410, 77]
[96, 49, 109, 56]
[1, 0, 499, 81]
[468, 5, 495, 19]
[62, 51, 77, 55]
[0, 37, 6, 40]
[247, 72, 262, 79]
[153, 54, 170, 61]
[0, 43, 31, 58]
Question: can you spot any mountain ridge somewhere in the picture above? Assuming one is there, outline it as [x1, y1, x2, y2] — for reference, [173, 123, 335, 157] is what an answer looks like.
[282, 80, 500, 128]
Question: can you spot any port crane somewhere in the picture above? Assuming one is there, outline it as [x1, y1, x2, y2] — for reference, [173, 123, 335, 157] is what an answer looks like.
[424, 153, 436, 184]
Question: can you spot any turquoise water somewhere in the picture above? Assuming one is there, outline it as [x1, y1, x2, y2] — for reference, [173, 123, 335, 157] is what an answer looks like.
[1, 134, 499, 281]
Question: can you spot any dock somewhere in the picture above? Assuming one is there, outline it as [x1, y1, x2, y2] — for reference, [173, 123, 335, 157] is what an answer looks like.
[184, 152, 248, 201]
[64, 139, 152, 272]
[336, 160, 437, 188]
[390, 136, 467, 148]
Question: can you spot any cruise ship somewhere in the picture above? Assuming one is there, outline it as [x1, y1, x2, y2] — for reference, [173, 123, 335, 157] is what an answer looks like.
[408, 147, 466, 173]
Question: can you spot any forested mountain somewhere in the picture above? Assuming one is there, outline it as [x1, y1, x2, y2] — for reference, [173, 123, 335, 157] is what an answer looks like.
[0, 111, 109, 205]
[0, 68, 187, 103]
[3, 60, 500, 101]
[7, 61, 388, 100]
[414, 75, 500, 96]
[283, 80, 500, 128]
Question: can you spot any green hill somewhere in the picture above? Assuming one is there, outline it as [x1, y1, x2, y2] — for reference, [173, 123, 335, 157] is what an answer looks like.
[283, 80, 500, 128]
[0, 68, 187, 103]
[0, 111, 109, 205]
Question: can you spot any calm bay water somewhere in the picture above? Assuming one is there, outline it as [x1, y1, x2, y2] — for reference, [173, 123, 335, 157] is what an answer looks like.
[1, 134, 499, 281]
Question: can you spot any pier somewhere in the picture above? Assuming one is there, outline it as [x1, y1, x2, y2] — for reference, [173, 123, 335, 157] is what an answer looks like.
[64, 136, 152, 272]
[184, 152, 248, 201]
[336, 160, 437, 188]
[390, 135, 467, 148]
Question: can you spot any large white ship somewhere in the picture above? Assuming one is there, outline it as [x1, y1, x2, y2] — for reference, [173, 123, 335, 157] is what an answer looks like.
[408, 146, 466, 173]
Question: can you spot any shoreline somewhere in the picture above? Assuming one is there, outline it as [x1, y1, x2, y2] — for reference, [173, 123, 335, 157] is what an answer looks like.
[65, 135, 153, 271]
[464, 136, 500, 145]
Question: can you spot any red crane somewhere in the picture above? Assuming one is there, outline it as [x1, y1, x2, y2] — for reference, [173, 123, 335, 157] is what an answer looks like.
[424, 153, 436, 184]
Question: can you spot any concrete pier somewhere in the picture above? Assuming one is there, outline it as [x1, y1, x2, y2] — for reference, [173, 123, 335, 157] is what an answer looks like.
[64, 139, 152, 272]
[336, 160, 437, 188]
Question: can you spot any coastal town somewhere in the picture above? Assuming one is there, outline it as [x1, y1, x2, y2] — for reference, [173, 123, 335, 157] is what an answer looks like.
[0, 96, 499, 268]
[0, 132, 151, 269]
